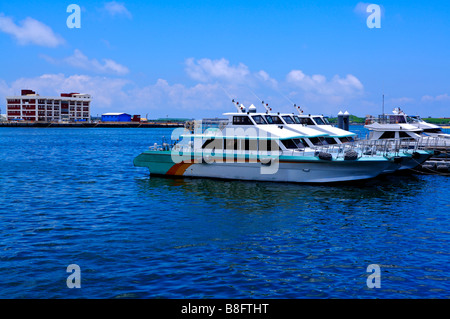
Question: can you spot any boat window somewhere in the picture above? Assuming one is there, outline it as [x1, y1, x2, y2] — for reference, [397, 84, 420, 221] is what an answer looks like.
[264, 115, 283, 125]
[313, 117, 326, 125]
[259, 139, 281, 151]
[281, 116, 295, 124]
[399, 131, 415, 140]
[339, 136, 355, 143]
[308, 137, 324, 146]
[281, 139, 298, 149]
[324, 137, 338, 145]
[323, 117, 330, 124]
[423, 128, 442, 134]
[233, 116, 253, 125]
[389, 115, 406, 124]
[224, 138, 239, 150]
[281, 138, 307, 149]
[292, 115, 302, 124]
[243, 139, 258, 151]
[379, 131, 396, 139]
[296, 117, 315, 125]
[202, 138, 215, 149]
[251, 115, 267, 124]
[294, 138, 306, 148]
[202, 138, 222, 150]
[407, 116, 421, 123]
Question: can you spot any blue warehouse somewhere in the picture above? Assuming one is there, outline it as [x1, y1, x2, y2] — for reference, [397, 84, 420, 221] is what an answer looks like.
[101, 113, 132, 122]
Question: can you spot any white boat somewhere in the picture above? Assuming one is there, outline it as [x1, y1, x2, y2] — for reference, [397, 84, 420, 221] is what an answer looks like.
[364, 109, 441, 170]
[259, 104, 429, 173]
[134, 102, 404, 183]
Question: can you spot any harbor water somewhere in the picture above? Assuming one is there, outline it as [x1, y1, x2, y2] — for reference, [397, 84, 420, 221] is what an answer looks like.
[0, 126, 448, 298]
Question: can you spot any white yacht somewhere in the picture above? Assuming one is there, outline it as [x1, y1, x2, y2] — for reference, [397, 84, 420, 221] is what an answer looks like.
[406, 115, 450, 139]
[261, 104, 429, 173]
[363, 109, 441, 170]
[134, 102, 405, 183]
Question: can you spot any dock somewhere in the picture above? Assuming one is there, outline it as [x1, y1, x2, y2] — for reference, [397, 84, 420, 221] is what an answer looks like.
[0, 121, 185, 128]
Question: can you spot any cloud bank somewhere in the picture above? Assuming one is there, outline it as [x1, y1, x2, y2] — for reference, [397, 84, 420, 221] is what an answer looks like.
[0, 14, 64, 47]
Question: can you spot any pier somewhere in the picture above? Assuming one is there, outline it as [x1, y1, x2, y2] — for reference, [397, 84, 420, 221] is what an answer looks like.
[0, 121, 185, 128]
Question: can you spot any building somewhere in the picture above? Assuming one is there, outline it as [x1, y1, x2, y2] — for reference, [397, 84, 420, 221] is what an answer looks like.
[6, 89, 91, 122]
[101, 113, 132, 122]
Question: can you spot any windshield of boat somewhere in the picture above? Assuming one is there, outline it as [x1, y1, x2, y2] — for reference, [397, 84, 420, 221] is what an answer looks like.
[264, 115, 283, 124]
[407, 116, 422, 123]
[296, 116, 315, 125]
[232, 116, 253, 125]
[251, 115, 267, 124]
[388, 115, 407, 124]
[292, 115, 302, 124]
[281, 115, 295, 124]
[313, 117, 327, 125]
[422, 128, 442, 134]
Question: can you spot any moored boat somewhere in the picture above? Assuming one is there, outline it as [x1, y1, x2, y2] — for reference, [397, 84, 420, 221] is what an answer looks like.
[134, 102, 405, 183]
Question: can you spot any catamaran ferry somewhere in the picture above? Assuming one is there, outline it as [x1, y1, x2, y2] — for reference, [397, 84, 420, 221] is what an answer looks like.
[133, 102, 431, 183]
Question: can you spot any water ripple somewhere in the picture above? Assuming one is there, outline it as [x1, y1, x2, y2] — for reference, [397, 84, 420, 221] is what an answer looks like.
[0, 127, 448, 298]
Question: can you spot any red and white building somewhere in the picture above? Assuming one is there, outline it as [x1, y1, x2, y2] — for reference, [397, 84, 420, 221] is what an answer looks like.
[6, 89, 91, 122]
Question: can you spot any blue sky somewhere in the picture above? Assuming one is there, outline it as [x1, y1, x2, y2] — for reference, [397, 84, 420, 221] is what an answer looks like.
[0, 0, 449, 118]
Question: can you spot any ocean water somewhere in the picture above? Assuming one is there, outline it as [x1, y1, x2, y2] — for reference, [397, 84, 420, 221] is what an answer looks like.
[0, 126, 448, 299]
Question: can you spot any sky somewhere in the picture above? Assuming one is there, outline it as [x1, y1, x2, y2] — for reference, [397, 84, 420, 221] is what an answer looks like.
[0, 0, 449, 118]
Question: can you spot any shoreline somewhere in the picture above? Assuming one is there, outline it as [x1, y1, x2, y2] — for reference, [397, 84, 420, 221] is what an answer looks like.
[0, 122, 185, 128]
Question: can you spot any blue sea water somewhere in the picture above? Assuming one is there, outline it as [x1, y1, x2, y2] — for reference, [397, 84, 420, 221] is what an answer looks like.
[0, 126, 449, 299]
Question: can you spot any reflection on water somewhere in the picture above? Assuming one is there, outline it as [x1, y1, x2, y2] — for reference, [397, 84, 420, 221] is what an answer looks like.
[135, 173, 429, 213]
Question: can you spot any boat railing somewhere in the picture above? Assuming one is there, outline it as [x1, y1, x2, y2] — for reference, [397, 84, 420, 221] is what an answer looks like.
[311, 137, 425, 159]
[417, 136, 448, 150]
[364, 114, 409, 125]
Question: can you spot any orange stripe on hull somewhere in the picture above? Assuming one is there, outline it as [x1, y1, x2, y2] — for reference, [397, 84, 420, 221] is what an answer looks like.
[166, 162, 193, 176]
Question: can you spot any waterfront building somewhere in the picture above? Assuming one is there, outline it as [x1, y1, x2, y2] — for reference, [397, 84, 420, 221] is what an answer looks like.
[101, 113, 132, 122]
[6, 89, 91, 122]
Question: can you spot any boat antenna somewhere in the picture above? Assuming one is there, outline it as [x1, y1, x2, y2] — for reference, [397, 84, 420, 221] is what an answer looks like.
[276, 88, 297, 108]
[382, 94, 385, 115]
[248, 89, 272, 113]
[261, 100, 272, 113]
[294, 104, 303, 114]
[231, 99, 245, 113]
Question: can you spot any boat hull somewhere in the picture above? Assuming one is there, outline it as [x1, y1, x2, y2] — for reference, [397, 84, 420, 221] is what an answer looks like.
[133, 151, 393, 183]
[397, 150, 433, 170]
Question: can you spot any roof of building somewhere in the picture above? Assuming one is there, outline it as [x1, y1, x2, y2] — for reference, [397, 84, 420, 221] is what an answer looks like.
[102, 113, 131, 116]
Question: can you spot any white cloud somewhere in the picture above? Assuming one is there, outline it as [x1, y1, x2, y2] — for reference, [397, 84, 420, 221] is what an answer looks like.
[0, 14, 64, 47]
[8, 73, 130, 108]
[422, 94, 450, 102]
[286, 70, 363, 96]
[185, 58, 278, 90]
[185, 58, 250, 83]
[0, 58, 369, 117]
[43, 50, 130, 75]
[103, 1, 132, 19]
